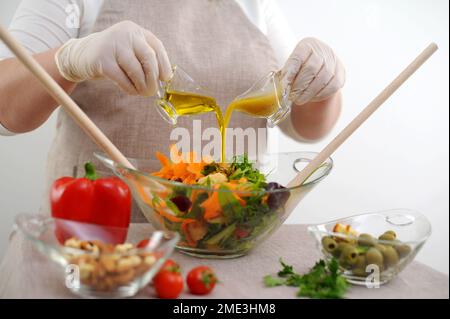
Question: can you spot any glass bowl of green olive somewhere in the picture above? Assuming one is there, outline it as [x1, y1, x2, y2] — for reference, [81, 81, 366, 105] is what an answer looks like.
[308, 209, 431, 285]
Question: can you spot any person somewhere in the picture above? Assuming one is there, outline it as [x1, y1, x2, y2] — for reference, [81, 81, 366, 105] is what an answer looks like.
[0, 0, 345, 221]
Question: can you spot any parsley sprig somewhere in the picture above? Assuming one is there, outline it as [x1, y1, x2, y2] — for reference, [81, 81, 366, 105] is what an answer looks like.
[264, 258, 349, 299]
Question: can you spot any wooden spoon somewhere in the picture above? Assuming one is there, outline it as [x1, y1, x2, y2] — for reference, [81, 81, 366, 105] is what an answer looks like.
[0, 24, 134, 169]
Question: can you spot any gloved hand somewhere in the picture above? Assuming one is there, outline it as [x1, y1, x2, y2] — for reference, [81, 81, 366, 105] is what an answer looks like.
[55, 21, 172, 96]
[281, 37, 345, 106]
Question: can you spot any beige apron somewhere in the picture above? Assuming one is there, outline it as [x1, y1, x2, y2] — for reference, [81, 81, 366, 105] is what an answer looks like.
[44, 0, 279, 221]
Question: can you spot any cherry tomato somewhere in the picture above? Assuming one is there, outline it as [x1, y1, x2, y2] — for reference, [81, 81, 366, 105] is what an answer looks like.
[234, 228, 250, 239]
[152, 259, 183, 298]
[136, 238, 149, 248]
[160, 259, 179, 272]
[187, 266, 217, 295]
[153, 269, 184, 299]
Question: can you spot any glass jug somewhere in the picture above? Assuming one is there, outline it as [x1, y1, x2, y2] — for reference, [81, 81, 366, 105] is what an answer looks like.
[155, 66, 292, 127]
[224, 70, 292, 128]
[155, 66, 219, 126]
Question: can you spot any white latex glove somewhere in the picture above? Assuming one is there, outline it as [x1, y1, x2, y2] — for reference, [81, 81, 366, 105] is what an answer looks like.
[55, 21, 172, 96]
[281, 37, 345, 106]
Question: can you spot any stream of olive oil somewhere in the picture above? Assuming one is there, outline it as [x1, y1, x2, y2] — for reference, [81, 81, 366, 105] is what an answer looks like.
[161, 90, 278, 162]
[162, 90, 226, 161]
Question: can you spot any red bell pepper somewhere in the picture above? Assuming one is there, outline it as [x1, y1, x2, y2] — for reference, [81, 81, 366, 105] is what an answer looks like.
[50, 162, 131, 244]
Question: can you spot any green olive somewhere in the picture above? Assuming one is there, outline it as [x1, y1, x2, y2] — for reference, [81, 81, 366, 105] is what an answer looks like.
[366, 247, 384, 268]
[321, 236, 338, 254]
[374, 244, 388, 255]
[352, 268, 368, 277]
[379, 233, 396, 242]
[383, 246, 400, 268]
[339, 245, 359, 267]
[384, 230, 397, 239]
[358, 233, 375, 247]
[335, 242, 352, 257]
[329, 244, 341, 258]
[395, 244, 412, 258]
[354, 255, 367, 269]
[339, 256, 352, 269]
[337, 242, 352, 249]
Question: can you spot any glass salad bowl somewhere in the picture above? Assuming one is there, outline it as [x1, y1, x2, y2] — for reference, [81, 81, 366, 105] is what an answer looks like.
[95, 151, 333, 258]
[14, 213, 179, 298]
[308, 209, 431, 285]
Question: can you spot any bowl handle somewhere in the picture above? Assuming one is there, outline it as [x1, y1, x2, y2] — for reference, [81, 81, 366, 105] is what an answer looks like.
[385, 213, 415, 226]
[14, 213, 48, 238]
[307, 225, 323, 244]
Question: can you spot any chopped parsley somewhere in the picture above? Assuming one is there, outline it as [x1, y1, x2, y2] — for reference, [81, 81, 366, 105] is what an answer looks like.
[264, 258, 349, 299]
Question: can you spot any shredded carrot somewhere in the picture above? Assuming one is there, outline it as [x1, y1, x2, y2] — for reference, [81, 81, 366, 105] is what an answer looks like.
[135, 181, 185, 224]
[156, 151, 171, 167]
[201, 190, 222, 220]
[200, 184, 247, 221]
[151, 145, 210, 184]
[156, 208, 186, 223]
[223, 182, 252, 199]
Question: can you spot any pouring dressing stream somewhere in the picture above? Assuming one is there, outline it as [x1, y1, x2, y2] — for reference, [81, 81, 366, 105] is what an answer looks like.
[156, 67, 291, 162]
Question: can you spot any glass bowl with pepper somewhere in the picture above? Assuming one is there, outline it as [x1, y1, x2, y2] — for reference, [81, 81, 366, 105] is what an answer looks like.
[95, 149, 333, 258]
[14, 213, 179, 298]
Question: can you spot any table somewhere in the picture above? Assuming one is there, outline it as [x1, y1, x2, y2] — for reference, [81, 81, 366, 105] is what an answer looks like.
[0, 224, 448, 299]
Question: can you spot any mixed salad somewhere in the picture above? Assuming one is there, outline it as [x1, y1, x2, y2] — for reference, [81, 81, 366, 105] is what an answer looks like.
[148, 146, 290, 252]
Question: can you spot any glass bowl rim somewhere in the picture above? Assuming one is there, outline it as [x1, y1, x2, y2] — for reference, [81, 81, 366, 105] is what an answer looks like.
[14, 213, 180, 257]
[94, 151, 334, 195]
[307, 208, 432, 246]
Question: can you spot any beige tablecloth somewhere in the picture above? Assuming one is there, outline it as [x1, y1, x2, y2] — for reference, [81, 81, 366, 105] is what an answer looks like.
[0, 224, 448, 299]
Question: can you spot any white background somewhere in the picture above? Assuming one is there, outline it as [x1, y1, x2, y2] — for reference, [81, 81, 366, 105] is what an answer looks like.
[0, 0, 448, 274]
